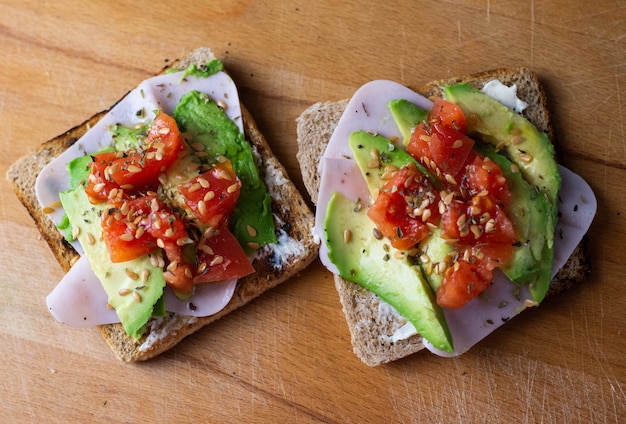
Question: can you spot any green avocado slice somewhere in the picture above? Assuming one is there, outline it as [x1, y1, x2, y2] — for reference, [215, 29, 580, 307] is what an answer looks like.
[324, 191, 453, 352]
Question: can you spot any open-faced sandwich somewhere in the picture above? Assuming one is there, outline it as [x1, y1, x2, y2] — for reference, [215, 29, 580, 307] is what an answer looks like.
[7, 47, 318, 362]
[296, 68, 596, 365]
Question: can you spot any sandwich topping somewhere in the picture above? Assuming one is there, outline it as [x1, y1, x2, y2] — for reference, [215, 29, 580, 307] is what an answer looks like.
[37, 61, 277, 338]
[315, 80, 596, 356]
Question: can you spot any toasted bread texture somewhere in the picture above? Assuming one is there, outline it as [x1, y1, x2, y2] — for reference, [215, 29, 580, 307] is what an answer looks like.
[296, 67, 590, 366]
[7, 47, 319, 362]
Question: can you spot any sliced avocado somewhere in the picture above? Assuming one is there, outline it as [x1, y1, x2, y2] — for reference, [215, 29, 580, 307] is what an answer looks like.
[348, 130, 440, 197]
[324, 192, 453, 352]
[444, 84, 560, 302]
[59, 188, 166, 338]
[418, 227, 452, 292]
[388, 99, 428, 145]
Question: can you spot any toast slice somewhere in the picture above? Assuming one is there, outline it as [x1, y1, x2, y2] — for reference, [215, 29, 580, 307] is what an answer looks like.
[7, 47, 319, 362]
[296, 68, 590, 366]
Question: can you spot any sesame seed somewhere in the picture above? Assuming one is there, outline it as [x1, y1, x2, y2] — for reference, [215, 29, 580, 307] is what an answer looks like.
[210, 255, 224, 266]
[86, 232, 96, 245]
[92, 182, 106, 193]
[200, 245, 214, 255]
[510, 164, 520, 173]
[217, 155, 228, 163]
[452, 139, 464, 149]
[167, 260, 178, 271]
[370, 148, 380, 161]
[204, 191, 215, 202]
[520, 153, 533, 163]
[470, 224, 483, 239]
[127, 164, 142, 173]
[247, 225, 257, 237]
[72, 226, 81, 239]
[247, 242, 260, 250]
[126, 269, 139, 280]
[188, 182, 202, 193]
[495, 141, 506, 151]
[227, 183, 239, 193]
[118, 288, 131, 296]
[120, 184, 134, 190]
[197, 200, 207, 216]
[367, 159, 379, 169]
[133, 291, 142, 302]
[150, 198, 159, 212]
[217, 99, 228, 110]
[135, 226, 145, 239]
[119, 233, 134, 242]
[164, 228, 175, 238]
[176, 237, 194, 246]
[445, 174, 457, 185]
[485, 219, 497, 233]
[511, 135, 526, 145]
[184, 267, 193, 278]
[343, 229, 352, 243]
[141, 269, 150, 283]
[158, 127, 171, 135]
[157, 238, 165, 248]
[106, 303, 114, 310]
[197, 177, 210, 188]
[421, 208, 432, 222]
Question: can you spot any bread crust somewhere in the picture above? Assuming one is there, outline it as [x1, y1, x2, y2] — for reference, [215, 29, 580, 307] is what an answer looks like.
[296, 67, 591, 366]
[7, 47, 319, 362]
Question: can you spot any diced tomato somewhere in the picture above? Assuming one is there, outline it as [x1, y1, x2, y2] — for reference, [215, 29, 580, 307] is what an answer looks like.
[393, 97, 519, 308]
[465, 155, 511, 206]
[85, 152, 125, 203]
[101, 195, 187, 263]
[407, 110, 474, 178]
[367, 163, 438, 251]
[194, 227, 255, 284]
[178, 161, 241, 227]
[164, 263, 195, 298]
[428, 123, 475, 177]
[437, 259, 493, 309]
[85, 112, 185, 202]
[407, 122, 432, 163]
[429, 98, 466, 133]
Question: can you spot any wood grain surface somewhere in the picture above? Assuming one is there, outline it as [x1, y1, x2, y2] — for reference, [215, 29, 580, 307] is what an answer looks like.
[1, 1, 624, 422]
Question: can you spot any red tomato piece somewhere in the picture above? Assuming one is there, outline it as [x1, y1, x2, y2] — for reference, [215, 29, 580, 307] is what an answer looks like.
[85, 152, 125, 204]
[429, 122, 475, 178]
[367, 163, 438, 251]
[429, 98, 466, 133]
[101, 195, 187, 263]
[86, 112, 185, 201]
[164, 263, 195, 298]
[194, 227, 255, 284]
[437, 259, 493, 309]
[407, 122, 432, 164]
[178, 161, 241, 227]
[465, 155, 511, 206]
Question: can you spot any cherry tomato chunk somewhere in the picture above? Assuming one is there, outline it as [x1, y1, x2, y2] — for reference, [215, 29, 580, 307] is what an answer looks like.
[85, 111, 185, 203]
[179, 161, 241, 227]
[194, 227, 255, 284]
[367, 163, 438, 251]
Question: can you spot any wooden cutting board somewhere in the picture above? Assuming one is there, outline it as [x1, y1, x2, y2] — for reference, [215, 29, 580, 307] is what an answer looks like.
[1, 1, 624, 422]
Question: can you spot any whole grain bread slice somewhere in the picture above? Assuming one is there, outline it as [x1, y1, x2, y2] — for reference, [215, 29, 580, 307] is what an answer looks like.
[7, 47, 319, 362]
[296, 68, 590, 366]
